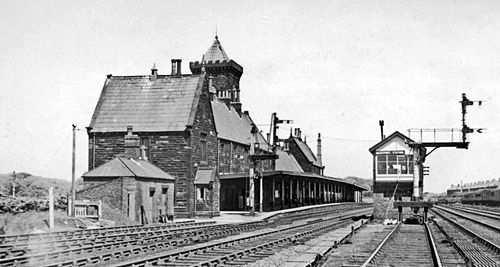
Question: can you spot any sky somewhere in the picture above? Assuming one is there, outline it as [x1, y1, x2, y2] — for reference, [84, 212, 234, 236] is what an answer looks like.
[1, 0, 500, 193]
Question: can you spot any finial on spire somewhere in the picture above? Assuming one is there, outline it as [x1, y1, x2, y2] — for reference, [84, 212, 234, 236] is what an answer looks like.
[215, 23, 218, 40]
[152, 63, 157, 70]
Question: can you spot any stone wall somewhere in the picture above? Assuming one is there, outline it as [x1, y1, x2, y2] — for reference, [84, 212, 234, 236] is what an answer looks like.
[78, 177, 124, 211]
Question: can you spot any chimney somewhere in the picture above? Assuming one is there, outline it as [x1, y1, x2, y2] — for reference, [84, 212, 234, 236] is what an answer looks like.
[317, 133, 322, 166]
[171, 59, 182, 76]
[124, 126, 141, 159]
[379, 120, 385, 141]
[150, 63, 158, 81]
[230, 102, 242, 116]
[294, 128, 301, 140]
[208, 76, 216, 100]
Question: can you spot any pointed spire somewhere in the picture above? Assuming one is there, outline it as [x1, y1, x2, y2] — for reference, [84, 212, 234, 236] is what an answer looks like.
[202, 35, 229, 63]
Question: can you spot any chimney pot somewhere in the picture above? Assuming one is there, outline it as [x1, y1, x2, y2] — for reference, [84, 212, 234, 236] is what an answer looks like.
[150, 63, 158, 81]
[171, 59, 182, 75]
[127, 126, 133, 135]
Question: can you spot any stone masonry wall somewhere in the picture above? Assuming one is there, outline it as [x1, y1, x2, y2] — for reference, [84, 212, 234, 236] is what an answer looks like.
[77, 177, 123, 211]
[190, 76, 218, 216]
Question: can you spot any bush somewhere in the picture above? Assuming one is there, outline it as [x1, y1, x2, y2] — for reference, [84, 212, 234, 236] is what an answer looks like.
[0, 196, 67, 214]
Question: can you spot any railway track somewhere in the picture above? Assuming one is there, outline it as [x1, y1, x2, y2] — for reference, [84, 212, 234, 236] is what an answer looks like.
[448, 205, 500, 221]
[0, 221, 217, 258]
[431, 208, 500, 266]
[358, 222, 438, 267]
[0, 203, 371, 266]
[434, 206, 500, 244]
[107, 206, 372, 267]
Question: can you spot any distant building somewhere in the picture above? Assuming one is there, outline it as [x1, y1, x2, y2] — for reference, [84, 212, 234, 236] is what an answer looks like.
[447, 178, 500, 196]
[369, 131, 417, 198]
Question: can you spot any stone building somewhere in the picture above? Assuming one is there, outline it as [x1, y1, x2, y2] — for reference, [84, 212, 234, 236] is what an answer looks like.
[84, 36, 367, 218]
[85, 36, 271, 217]
[285, 129, 325, 175]
[79, 129, 175, 223]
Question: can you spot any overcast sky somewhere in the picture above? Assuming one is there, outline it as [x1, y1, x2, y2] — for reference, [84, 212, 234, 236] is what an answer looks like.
[1, 0, 499, 193]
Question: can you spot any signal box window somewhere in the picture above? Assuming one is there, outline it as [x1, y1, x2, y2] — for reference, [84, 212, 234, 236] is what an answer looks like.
[377, 153, 413, 175]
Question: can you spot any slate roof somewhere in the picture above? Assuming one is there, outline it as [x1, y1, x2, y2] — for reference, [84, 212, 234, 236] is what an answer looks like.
[202, 36, 229, 63]
[275, 149, 303, 172]
[368, 131, 413, 154]
[219, 171, 369, 191]
[194, 167, 216, 185]
[82, 157, 175, 180]
[211, 100, 269, 149]
[292, 137, 322, 168]
[89, 74, 204, 132]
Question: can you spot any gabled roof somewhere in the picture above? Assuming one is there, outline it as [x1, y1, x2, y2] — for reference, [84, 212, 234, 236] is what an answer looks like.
[82, 157, 175, 180]
[202, 36, 229, 63]
[275, 149, 303, 172]
[211, 100, 269, 149]
[291, 137, 322, 168]
[89, 74, 205, 133]
[368, 131, 413, 154]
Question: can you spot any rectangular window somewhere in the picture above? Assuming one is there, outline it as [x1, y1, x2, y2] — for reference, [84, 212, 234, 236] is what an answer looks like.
[376, 153, 414, 175]
[200, 133, 208, 162]
[397, 155, 407, 174]
[377, 155, 387, 175]
[387, 155, 397, 174]
[197, 186, 209, 200]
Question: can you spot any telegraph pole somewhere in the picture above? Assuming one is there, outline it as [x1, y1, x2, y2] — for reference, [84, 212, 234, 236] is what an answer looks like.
[71, 124, 76, 217]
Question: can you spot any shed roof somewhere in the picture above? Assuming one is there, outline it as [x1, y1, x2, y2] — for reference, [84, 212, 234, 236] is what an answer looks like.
[89, 74, 204, 133]
[194, 168, 216, 185]
[211, 100, 269, 149]
[368, 131, 413, 154]
[82, 157, 175, 180]
[291, 137, 322, 168]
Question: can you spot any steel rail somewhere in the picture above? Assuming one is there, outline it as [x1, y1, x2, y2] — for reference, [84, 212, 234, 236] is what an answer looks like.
[108, 207, 373, 267]
[47, 206, 369, 267]
[432, 208, 500, 255]
[424, 222, 443, 267]
[452, 206, 500, 220]
[0, 222, 220, 254]
[193, 219, 355, 267]
[0, 221, 272, 266]
[434, 206, 500, 235]
[431, 211, 500, 267]
[0, 220, 211, 245]
[360, 222, 401, 267]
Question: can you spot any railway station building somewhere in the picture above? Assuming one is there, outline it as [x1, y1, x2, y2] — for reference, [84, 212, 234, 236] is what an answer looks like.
[83, 36, 367, 220]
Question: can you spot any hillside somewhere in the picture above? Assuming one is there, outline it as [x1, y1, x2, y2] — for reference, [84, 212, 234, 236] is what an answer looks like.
[343, 176, 372, 191]
[0, 172, 72, 198]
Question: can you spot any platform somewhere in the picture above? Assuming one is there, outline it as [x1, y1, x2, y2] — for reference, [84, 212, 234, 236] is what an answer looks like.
[193, 203, 345, 224]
